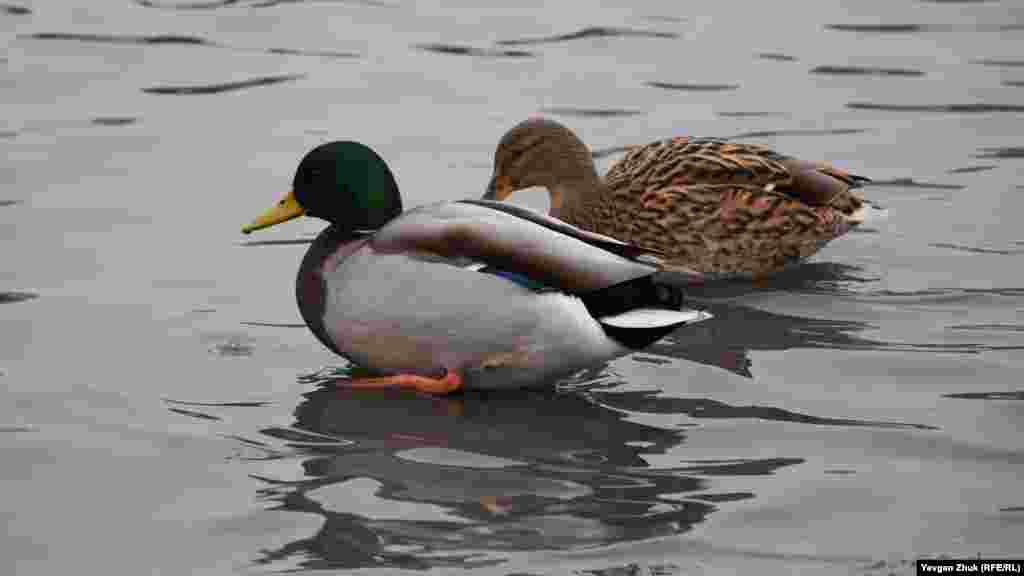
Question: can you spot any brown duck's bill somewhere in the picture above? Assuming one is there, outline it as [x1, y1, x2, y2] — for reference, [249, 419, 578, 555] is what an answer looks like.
[483, 174, 514, 201]
[242, 191, 304, 234]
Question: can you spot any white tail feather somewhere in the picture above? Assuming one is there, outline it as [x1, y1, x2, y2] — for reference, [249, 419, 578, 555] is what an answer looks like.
[598, 308, 710, 329]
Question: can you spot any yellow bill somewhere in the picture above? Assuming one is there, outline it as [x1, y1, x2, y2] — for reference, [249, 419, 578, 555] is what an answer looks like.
[242, 191, 304, 234]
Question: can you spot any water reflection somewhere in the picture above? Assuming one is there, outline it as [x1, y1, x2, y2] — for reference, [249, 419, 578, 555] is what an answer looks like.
[542, 107, 645, 118]
[0, 291, 39, 304]
[90, 117, 137, 126]
[590, 389, 934, 431]
[143, 74, 306, 96]
[929, 242, 1024, 256]
[23, 32, 216, 46]
[643, 262, 1024, 377]
[809, 65, 925, 77]
[646, 82, 739, 92]
[757, 52, 798, 62]
[649, 302, 879, 379]
[2, 4, 30, 15]
[825, 24, 938, 33]
[21, 32, 359, 60]
[947, 165, 996, 174]
[134, 0, 394, 9]
[249, 380, 805, 570]
[847, 102, 1024, 113]
[729, 127, 870, 140]
[866, 177, 963, 190]
[641, 263, 874, 378]
[496, 26, 678, 46]
[974, 59, 1024, 68]
[976, 147, 1024, 159]
[415, 43, 534, 59]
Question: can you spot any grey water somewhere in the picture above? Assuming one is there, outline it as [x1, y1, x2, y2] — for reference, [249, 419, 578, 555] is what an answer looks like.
[2, 1, 1022, 574]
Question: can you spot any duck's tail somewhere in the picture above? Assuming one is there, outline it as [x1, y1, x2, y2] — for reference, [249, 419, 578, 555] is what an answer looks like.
[820, 165, 872, 189]
[580, 275, 711, 349]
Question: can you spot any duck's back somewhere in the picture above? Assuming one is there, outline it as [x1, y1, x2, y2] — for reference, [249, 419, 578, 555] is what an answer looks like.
[597, 138, 868, 277]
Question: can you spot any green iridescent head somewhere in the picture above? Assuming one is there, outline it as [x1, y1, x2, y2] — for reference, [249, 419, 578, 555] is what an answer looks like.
[242, 141, 403, 235]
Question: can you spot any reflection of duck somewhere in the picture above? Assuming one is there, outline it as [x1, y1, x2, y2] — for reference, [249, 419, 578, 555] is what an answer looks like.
[252, 384, 806, 571]
[484, 118, 870, 279]
[650, 300, 873, 378]
[241, 141, 705, 394]
[646, 263, 1023, 378]
[637, 263, 876, 377]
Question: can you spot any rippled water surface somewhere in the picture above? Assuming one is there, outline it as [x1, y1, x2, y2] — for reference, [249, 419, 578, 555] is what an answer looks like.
[2, 1, 1023, 574]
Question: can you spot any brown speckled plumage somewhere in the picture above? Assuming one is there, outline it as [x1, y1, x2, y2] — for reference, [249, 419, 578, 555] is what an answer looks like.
[485, 118, 870, 278]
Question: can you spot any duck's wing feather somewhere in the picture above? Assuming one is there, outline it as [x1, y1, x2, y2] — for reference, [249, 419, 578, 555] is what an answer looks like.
[370, 200, 671, 293]
[605, 137, 869, 208]
[458, 199, 668, 261]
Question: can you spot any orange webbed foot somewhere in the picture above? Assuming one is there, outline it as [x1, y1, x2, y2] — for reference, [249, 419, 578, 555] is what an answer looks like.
[341, 371, 464, 395]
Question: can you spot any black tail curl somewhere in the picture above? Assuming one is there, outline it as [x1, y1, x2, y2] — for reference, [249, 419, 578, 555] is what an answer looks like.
[580, 276, 691, 349]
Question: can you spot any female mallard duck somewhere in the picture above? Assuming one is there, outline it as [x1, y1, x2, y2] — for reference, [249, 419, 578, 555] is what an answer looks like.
[242, 141, 706, 394]
[483, 118, 870, 279]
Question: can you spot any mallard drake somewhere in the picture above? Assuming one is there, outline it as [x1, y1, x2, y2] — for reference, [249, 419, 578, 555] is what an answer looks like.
[484, 118, 870, 279]
[242, 141, 706, 394]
